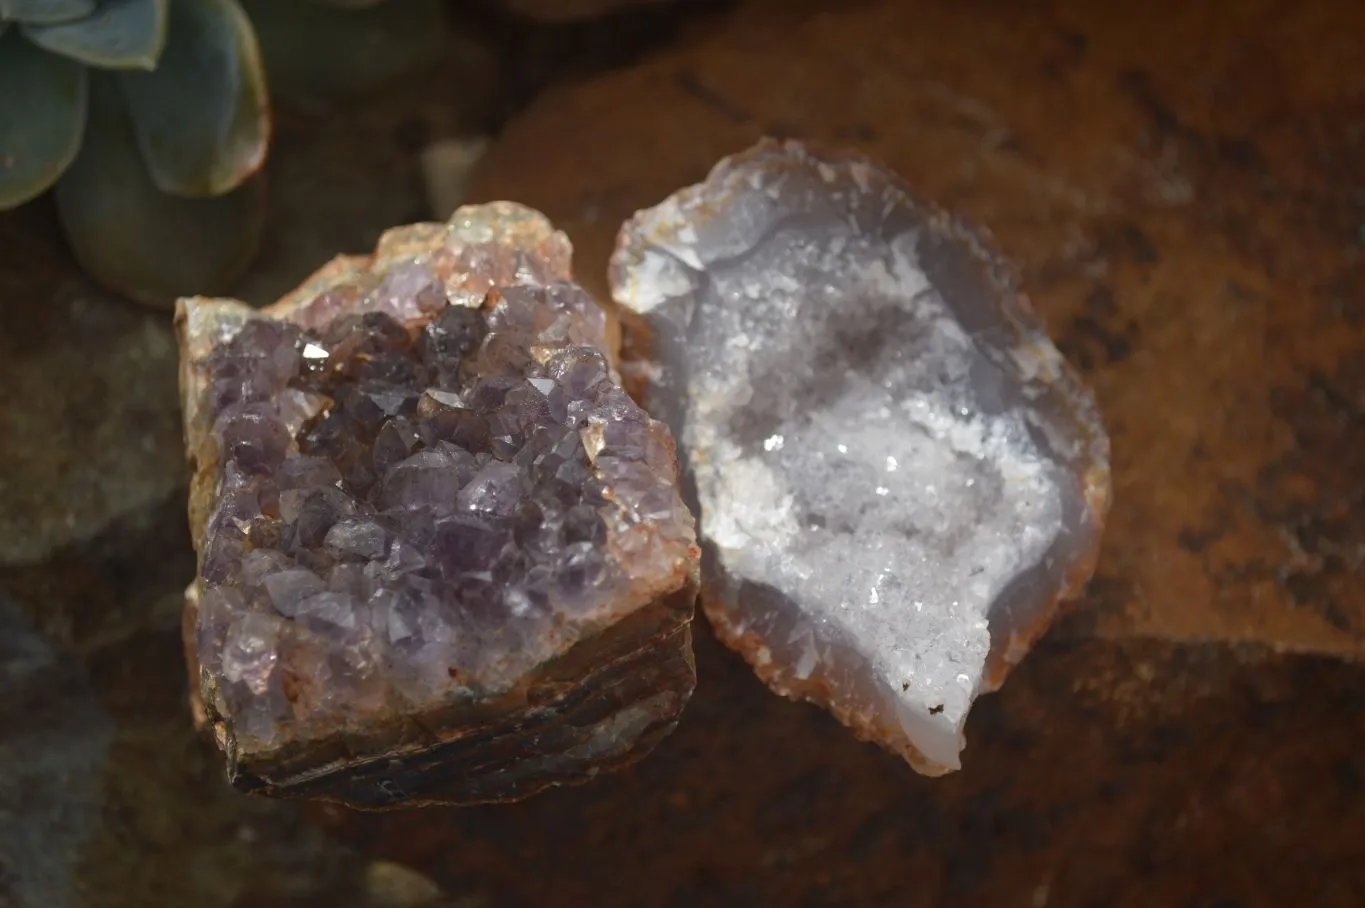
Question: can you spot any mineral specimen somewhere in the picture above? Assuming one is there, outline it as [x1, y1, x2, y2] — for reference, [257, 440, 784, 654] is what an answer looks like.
[177, 203, 699, 808]
[609, 140, 1111, 775]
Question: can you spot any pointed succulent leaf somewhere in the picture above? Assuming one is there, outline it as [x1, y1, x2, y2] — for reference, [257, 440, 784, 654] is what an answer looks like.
[117, 0, 268, 197]
[0, 31, 87, 209]
[23, 0, 168, 70]
[56, 73, 265, 307]
[0, 0, 96, 24]
[242, 0, 445, 110]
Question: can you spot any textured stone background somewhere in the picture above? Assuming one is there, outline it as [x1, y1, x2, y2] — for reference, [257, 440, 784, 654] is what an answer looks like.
[0, 0, 1362, 906]
[469, 0, 1365, 660]
[324, 1, 1365, 903]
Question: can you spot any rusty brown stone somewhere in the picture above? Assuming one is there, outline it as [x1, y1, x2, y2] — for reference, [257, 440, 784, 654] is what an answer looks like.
[312, 625, 1365, 907]
[469, 0, 1365, 660]
[296, 0, 1365, 901]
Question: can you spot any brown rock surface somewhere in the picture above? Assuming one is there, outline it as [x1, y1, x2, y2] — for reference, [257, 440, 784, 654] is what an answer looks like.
[302, 1, 1365, 904]
[0, 204, 185, 567]
[469, 0, 1365, 658]
[317, 626, 1365, 907]
[0, 0, 1360, 904]
[500, 0, 674, 23]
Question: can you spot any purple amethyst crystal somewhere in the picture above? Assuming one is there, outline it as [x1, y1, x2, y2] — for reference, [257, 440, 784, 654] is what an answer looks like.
[177, 203, 699, 808]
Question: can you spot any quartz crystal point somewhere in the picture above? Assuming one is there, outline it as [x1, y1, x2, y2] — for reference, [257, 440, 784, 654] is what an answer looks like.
[609, 140, 1110, 775]
[176, 203, 699, 808]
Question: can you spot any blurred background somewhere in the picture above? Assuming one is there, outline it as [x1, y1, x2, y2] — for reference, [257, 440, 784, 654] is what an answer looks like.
[1, 0, 1362, 905]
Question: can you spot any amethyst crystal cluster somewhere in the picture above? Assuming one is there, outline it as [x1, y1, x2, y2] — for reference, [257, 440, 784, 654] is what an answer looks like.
[177, 204, 698, 807]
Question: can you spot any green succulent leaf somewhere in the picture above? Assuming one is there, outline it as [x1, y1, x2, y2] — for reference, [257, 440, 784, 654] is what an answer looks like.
[117, 0, 268, 197]
[0, 0, 97, 25]
[0, 30, 87, 209]
[22, 0, 168, 70]
[242, 0, 445, 110]
[57, 73, 265, 307]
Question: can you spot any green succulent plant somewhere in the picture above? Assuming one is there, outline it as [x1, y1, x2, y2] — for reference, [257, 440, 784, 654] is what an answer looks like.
[0, 0, 269, 304]
[0, 0, 447, 307]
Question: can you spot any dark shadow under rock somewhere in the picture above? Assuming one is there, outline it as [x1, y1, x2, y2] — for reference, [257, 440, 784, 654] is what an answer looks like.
[313, 616, 1365, 908]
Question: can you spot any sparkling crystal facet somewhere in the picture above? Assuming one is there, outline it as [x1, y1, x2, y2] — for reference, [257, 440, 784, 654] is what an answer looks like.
[610, 140, 1110, 775]
[178, 203, 699, 807]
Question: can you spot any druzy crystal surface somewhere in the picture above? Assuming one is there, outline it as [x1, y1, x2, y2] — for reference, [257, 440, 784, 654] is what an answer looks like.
[177, 203, 698, 807]
[610, 140, 1110, 774]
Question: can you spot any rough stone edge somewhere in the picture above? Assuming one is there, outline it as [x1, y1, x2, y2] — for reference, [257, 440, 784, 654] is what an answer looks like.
[174, 202, 702, 805]
[183, 576, 697, 808]
[607, 137, 1112, 774]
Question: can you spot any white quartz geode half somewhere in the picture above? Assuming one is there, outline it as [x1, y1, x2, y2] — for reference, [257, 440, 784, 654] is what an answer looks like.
[610, 139, 1110, 774]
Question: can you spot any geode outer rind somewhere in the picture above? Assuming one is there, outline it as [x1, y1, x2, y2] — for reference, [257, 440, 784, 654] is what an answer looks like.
[610, 140, 1110, 775]
[177, 202, 700, 808]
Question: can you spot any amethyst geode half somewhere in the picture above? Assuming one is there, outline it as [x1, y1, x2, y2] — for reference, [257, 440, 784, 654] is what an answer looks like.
[176, 203, 699, 808]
